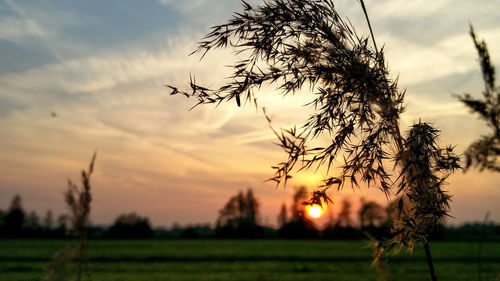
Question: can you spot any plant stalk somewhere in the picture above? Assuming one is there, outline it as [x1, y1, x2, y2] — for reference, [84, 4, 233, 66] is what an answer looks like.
[358, 0, 378, 55]
[424, 242, 438, 281]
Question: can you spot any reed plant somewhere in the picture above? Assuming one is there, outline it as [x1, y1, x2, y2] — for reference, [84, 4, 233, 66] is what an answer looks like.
[457, 26, 499, 281]
[456, 26, 500, 172]
[44, 152, 96, 281]
[168, 1, 461, 280]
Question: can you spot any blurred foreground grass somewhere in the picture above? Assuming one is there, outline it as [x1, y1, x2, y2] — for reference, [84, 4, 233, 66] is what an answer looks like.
[0, 240, 498, 281]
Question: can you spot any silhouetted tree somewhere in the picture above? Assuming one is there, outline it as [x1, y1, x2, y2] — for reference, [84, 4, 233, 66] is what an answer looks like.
[359, 198, 389, 240]
[107, 213, 154, 239]
[55, 214, 68, 237]
[359, 198, 386, 228]
[24, 210, 41, 237]
[277, 203, 287, 228]
[216, 188, 263, 238]
[43, 210, 54, 229]
[278, 186, 318, 238]
[169, 1, 461, 279]
[180, 227, 200, 239]
[2, 195, 26, 237]
[290, 186, 307, 220]
[322, 197, 362, 240]
[322, 209, 337, 239]
[0, 210, 5, 230]
[456, 26, 500, 172]
[336, 198, 352, 228]
[42, 210, 54, 234]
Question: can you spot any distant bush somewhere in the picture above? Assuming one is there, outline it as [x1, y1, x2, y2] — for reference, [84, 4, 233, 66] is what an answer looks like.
[106, 213, 154, 239]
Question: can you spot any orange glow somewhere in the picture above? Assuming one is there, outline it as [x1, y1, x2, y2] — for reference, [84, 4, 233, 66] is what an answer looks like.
[306, 204, 323, 218]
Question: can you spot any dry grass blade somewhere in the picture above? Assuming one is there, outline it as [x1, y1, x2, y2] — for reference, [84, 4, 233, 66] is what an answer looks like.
[456, 25, 500, 172]
[44, 152, 96, 281]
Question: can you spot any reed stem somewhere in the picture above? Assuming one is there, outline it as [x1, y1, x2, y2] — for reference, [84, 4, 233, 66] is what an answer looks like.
[424, 242, 438, 281]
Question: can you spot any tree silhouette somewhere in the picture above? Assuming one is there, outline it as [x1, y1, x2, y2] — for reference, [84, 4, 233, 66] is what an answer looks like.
[216, 188, 263, 238]
[43, 210, 54, 230]
[107, 213, 154, 239]
[169, 1, 461, 279]
[290, 186, 307, 221]
[1, 195, 26, 237]
[359, 198, 386, 228]
[55, 214, 68, 237]
[322, 197, 362, 240]
[456, 26, 500, 172]
[336, 198, 352, 228]
[359, 198, 389, 240]
[25, 210, 41, 236]
[277, 202, 287, 228]
[278, 186, 318, 238]
[0, 210, 4, 231]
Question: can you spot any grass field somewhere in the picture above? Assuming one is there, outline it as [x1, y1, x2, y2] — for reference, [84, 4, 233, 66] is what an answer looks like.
[0, 239, 498, 281]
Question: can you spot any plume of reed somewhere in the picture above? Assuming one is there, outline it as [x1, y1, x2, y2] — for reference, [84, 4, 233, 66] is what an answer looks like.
[168, 1, 462, 279]
[456, 25, 500, 172]
[44, 152, 96, 281]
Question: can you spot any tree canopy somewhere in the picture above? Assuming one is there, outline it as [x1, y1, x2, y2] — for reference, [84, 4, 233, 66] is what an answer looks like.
[107, 213, 154, 239]
[216, 189, 263, 238]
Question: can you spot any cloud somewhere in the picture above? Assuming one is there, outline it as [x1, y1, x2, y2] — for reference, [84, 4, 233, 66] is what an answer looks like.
[0, 0, 47, 42]
[156, 0, 207, 13]
[0, 17, 46, 42]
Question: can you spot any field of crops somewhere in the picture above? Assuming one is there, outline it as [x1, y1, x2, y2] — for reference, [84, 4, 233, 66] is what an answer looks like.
[0, 239, 498, 281]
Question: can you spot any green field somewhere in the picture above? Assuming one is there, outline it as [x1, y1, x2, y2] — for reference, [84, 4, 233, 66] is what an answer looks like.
[0, 240, 498, 281]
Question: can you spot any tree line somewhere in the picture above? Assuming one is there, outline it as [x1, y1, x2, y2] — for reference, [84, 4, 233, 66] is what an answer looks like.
[0, 195, 67, 238]
[0, 194, 153, 239]
[214, 187, 500, 241]
[1, 191, 498, 240]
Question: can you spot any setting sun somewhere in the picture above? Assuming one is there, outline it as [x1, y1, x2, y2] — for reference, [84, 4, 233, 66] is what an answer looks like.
[306, 204, 323, 219]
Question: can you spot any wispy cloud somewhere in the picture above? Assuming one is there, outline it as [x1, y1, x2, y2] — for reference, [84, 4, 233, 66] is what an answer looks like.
[0, 0, 48, 42]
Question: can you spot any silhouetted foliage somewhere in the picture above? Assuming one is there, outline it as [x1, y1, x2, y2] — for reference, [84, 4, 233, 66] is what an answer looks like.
[0, 199, 67, 238]
[456, 25, 500, 172]
[321, 197, 365, 240]
[0, 210, 4, 231]
[24, 210, 42, 237]
[180, 227, 201, 239]
[336, 198, 353, 228]
[155, 223, 215, 239]
[107, 213, 154, 239]
[41, 210, 55, 238]
[54, 214, 68, 237]
[278, 186, 318, 239]
[442, 222, 500, 241]
[216, 189, 264, 238]
[43, 210, 54, 229]
[358, 198, 390, 240]
[359, 198, 386, 228]
[1, 195, 26, 238]
[277, 203, 287, 228]
[169, 0, 460, 260]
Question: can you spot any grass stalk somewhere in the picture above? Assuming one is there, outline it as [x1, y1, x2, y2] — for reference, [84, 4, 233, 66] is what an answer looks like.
[358, 0, 378, 54]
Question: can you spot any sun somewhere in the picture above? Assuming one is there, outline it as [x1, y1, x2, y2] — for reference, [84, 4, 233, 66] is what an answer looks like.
[306, 204, 323, 218]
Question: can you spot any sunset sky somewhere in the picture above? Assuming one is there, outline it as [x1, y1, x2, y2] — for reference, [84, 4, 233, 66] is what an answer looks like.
[1, 0, 499, 228]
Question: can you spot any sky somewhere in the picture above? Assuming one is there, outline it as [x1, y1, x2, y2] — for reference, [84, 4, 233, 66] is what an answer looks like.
[1, 0, 499, 228]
